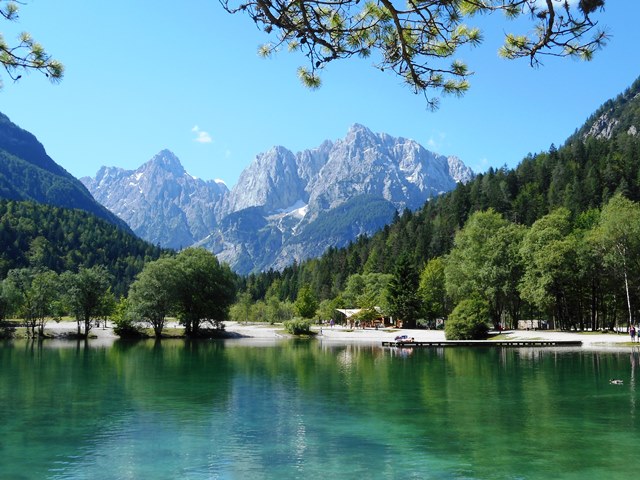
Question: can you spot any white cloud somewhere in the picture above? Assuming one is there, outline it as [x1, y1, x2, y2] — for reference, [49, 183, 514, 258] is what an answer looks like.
[195, 131, 212, 143]
[191, 125, 213, 144]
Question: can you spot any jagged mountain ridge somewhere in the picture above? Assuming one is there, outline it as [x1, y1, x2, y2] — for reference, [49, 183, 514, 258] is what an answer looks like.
[83, 124, 474, 273]
[219, 124, 472, 218]
[81, 150, 228, 250]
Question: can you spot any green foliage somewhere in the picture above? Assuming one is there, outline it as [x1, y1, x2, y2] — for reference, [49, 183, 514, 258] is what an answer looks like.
[111, 298, 145, 338]
[294, 284, 318, 319]
[2, 267, 60, 336]
[317, 298, 339, 322]
[353, 306, 379, 323]
[172, 248, 237, 336]
[419, 257, 448, 322]
[445, 298, 490, 340]
[127, 256, 178, 337]
[341, 272, 392, 311]
[519, 209, 578, 328]
[595, 194, 640, 325]
[445, 209, 525, 326]
[62, 265, 113, 337]
[0, 200, 167, 295]
[230, 291, 253, 323]
[283, 317, 312, 335]
[387, 254, 421, 329]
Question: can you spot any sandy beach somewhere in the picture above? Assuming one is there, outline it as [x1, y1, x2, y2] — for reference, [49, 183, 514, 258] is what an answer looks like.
[32, 320, 639, 348]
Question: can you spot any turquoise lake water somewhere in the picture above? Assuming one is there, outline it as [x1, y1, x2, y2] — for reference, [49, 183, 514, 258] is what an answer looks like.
[1, 339, 639, 479]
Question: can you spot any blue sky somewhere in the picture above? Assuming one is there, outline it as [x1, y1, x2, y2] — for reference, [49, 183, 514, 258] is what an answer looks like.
[1, 1, 638, 187]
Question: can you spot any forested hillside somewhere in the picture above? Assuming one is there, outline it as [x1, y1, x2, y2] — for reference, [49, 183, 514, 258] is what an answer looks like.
[0, 200, 167, 295]
[0, 113, 130, 230]
[237, 76, 640, 332]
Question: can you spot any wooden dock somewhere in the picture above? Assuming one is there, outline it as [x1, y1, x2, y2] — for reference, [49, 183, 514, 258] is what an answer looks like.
[381, 340, 582, 348]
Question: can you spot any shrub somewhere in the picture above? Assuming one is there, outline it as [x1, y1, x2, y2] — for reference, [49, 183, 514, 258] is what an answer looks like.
[283, 317, 312, 335]
[113, 317, 146, 338]
[445, 298, 490, 340]
[112, 303, 146, 338]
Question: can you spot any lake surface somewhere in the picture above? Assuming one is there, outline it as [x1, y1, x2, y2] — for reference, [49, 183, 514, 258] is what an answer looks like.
[1, 339, 639, 479]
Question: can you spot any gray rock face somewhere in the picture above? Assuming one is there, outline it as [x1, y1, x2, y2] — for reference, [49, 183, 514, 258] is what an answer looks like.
[579, 86, 640, 141]
[219, 146, 306, 215]
[585, 112, 620, 140]
[221, 124, 472, 216]
[207, 124, 474, 273]
[81, 149, 228, 250]
[84, 125, 473, 274]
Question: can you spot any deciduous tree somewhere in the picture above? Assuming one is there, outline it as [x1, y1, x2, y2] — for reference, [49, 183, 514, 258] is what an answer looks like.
[128, 256, 179, 337]
[519, 208, 577, 330]
[173, 248, 236, 336]
[418, 257, 448, 325]
[445, 296, 489, 340]
[3, 267, 60, 336]
[294, 284, 319, 319]
[596, 194, 640, 327]
[63, 266, 113, 338]
[445, 209, 524, 327]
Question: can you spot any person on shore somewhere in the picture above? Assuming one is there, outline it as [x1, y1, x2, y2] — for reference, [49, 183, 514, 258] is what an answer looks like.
[630, 325, 636, 343]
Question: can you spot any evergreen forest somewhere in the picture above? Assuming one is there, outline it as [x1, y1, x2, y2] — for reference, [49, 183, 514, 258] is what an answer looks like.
[0, 200, 166, 296]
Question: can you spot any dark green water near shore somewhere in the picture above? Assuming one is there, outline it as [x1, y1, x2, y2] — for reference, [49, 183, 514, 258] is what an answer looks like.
[1, 339, 639, 479]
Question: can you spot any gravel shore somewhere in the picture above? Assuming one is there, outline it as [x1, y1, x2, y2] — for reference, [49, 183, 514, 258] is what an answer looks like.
[33, 320, 638, 348]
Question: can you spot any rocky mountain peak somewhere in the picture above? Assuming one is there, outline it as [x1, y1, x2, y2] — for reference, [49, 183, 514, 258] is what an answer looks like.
[344, 123, 382, 148]
[146, 149, 186, 176]
[220, 146, 306, 215]
[82, 150, 226, 250]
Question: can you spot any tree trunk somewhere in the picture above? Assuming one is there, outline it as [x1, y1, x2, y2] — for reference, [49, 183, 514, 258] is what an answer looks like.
[590, 280, 597, 331]
[84, 314, 91, 338]
[623, 259, 632, 327]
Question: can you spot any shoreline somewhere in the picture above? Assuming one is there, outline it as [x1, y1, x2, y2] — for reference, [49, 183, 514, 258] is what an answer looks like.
[5, 320, 639, 348]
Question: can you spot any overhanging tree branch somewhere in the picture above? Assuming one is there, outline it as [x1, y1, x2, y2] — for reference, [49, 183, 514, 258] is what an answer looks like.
[0, 0, 64, 88]
[220, 0, 609, 108]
